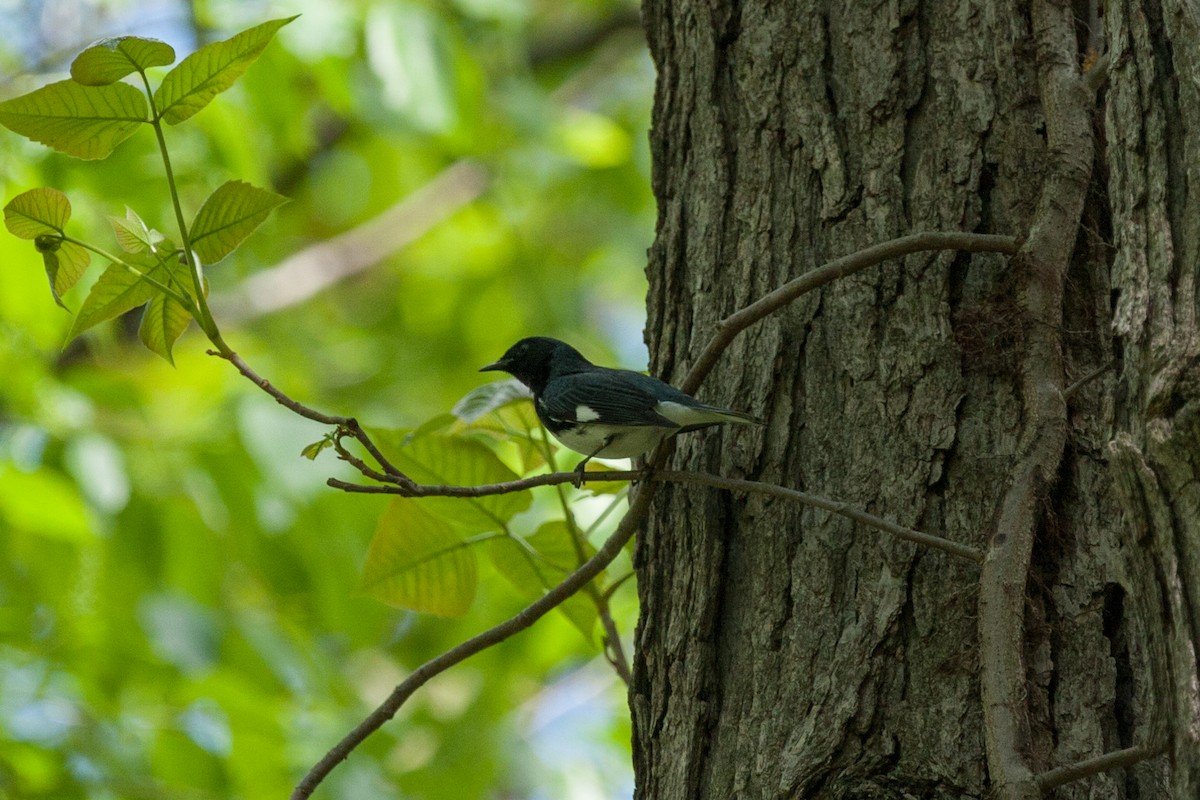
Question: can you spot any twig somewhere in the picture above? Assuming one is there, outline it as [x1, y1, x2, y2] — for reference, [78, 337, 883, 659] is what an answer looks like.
[680, 231, 1019, 394]
[659, 472, 983, 562]
[1062, 359, 1114, 399]
[209, 349, 412, 486]
[327, 470, 645, 496]
[1035, 741, 1167, 792]
[329, 469, 981, 562]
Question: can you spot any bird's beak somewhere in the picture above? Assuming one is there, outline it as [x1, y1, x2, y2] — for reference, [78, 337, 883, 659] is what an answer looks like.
[479, 359, 506, 373]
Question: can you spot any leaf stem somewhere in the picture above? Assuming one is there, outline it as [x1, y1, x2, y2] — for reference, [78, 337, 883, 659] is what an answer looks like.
[64, 236, 196, 311]
[139, 66, 221, 342]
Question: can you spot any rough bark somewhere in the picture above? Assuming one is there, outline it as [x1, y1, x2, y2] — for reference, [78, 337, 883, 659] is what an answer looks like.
[632, 0, 1197, 797]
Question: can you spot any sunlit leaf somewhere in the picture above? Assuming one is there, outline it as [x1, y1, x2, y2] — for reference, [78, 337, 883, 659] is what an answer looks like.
[189, 180, 288, 265]
[370, 429, 533, 532]
[71, 37, 176, 85]
[361, 499, 477, 616]
[4, 187, 70, 238]
[451, 379, 531, 423]
[452, 387, 548, 473]
[155, 16, 297, 125]
[488, 521, 600, 642]
[107, 207, 165, 254]
[0, 80, 146, 159]
[139, 291, 193, 364]
[301, 438, 333, 460]
[40, 241, 91, 310]
[66, 254, 174, 341]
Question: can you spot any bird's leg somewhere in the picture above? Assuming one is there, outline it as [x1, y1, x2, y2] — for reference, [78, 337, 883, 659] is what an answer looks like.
[572, 436, 613, 489]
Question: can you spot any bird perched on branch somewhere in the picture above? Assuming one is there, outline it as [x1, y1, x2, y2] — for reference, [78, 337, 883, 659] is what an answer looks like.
[481, 337, 760, 480]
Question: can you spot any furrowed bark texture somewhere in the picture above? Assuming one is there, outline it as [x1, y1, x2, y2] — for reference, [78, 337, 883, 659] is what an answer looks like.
[1104, 0, 1200, 796]
[632, 0, 1194, 797]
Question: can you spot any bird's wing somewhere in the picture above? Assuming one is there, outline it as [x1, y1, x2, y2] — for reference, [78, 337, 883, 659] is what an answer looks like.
[539, 370, 680, 428]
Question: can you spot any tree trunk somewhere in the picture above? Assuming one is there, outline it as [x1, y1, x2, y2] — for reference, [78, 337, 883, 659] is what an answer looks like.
[631, 0, 1199, 797]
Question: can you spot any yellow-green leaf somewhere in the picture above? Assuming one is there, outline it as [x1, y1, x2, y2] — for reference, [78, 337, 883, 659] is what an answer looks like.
[138, 292, 193, 364]
[0, 80, 146, 159]
[452, 379, 532, 423]
[155, 16, 297, 125]
[67, 255, 171, 341]
[71, 37, 176, 85]
[189, 180, 287, 265]
[488, 521, 600, 642]
[41, 240, 91, 309]
[107, 207, 165, 254]
[361, 499, 478, 617]
[4, 187, 71, 239]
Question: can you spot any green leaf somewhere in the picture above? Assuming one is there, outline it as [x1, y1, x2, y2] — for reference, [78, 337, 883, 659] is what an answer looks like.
[361, 499, 477, 617]
[0, 80, 146, 159]
[452, 387, 548, 474]
[488, 521, 600, 642]
[70, 37, 176, 85]
[107, 207, 166, 254]
[370, 430, 533, 533]
[139, 292, 193, 364]
[40, 240, 91, 310]
[189, 180, 288, 265]
[452, 379, 532, 423]
[4, 189, 90, 307]
[4, 187, 70, 238]
[300, 437, 334, 460]
[67, 254, 173, 341]
[155, 16, 298, 125]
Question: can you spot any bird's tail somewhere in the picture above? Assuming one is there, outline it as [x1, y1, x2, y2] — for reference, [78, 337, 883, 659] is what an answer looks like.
[664, 401, 762, 432]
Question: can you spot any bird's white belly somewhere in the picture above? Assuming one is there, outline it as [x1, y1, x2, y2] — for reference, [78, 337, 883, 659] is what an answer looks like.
[552, 424, 673, 459]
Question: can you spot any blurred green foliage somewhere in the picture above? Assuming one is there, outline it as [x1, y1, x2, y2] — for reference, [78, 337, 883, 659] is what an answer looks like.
[0, 0, 651, 797]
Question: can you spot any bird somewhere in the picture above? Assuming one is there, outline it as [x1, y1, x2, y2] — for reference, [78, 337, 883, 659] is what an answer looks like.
[480, 337, 760, 480]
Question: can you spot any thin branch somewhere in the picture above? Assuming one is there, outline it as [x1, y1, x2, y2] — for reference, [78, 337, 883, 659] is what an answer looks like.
[327, 469, 645, 496]
[680, 231, 1019, 394]
[659, 472, 983, 562]
[209, 349, 413, 486]
[1063, 359, 1115, 399]
[329, 469, 981, 562]
[1036, 741, 1167, 792]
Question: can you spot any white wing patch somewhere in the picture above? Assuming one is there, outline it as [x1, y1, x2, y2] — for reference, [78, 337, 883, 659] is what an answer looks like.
[575, 404, 601, 422]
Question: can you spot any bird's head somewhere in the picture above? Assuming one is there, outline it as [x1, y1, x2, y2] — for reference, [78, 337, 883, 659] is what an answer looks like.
[480, 337, 590, 393]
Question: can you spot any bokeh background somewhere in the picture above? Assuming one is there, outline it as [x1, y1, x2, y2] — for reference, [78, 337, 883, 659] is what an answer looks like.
[0, 0, 654, 797]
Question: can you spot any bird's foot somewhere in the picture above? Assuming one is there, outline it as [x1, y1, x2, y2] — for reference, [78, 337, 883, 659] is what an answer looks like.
[571, 457, 592, 489]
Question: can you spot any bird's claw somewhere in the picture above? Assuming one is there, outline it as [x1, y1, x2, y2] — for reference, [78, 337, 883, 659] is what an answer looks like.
[571, 460, 588, 489]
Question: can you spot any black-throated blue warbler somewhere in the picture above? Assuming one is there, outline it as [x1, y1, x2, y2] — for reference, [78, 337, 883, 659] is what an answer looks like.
[481, 337, 760, 477]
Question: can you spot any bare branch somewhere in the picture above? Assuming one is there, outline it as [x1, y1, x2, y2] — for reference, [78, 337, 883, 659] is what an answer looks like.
[659, 471, 983, 562]
[1036, 741, 1168, 792]
[330, 469, 981, 562]
[327, 469, 645, 496]
[681, 231, 1019, 394]
[210, 349, 412, 486]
